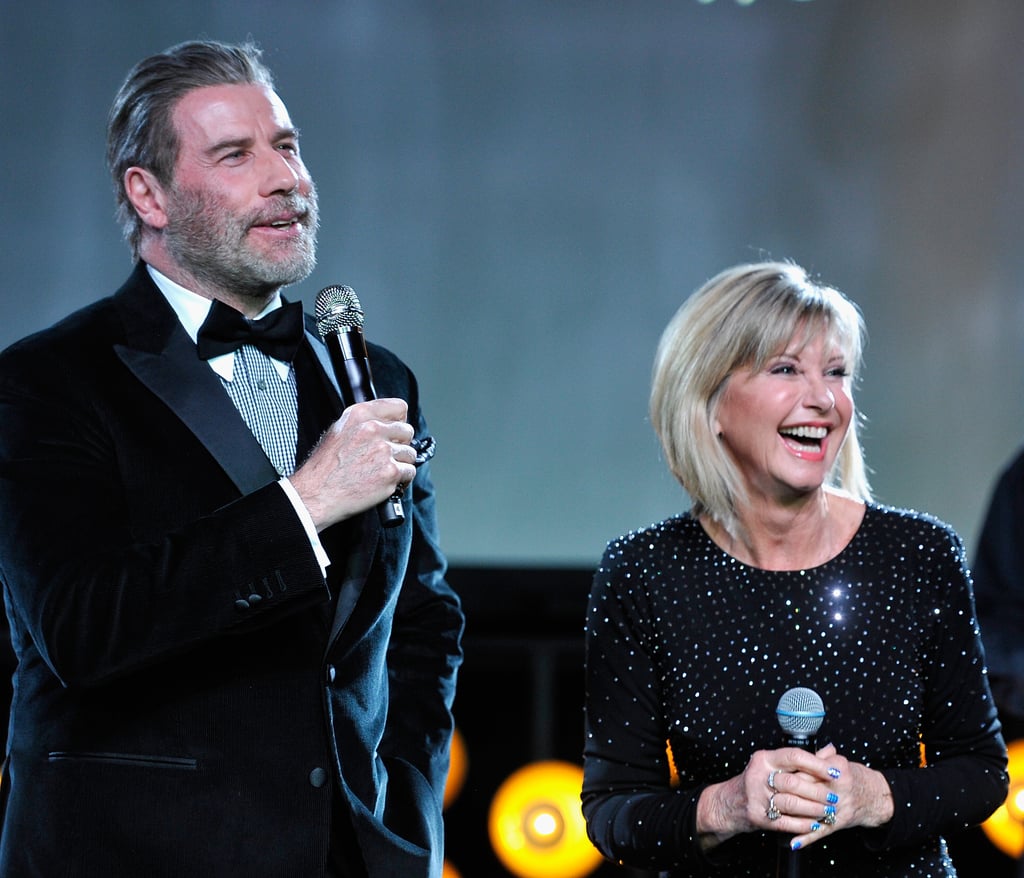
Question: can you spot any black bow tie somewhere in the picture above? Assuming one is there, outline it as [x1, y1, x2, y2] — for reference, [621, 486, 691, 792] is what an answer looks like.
[196, 299, 306, 362]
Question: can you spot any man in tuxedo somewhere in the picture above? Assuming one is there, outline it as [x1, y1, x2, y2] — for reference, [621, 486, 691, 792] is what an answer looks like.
[0, 40, 463, 877]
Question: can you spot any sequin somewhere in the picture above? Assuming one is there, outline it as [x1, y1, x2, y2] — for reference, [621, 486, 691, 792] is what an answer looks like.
[581, 504, 1008, 877]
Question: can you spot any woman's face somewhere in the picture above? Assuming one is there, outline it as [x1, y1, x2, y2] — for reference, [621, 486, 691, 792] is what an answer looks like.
[713, 331, 854, 506]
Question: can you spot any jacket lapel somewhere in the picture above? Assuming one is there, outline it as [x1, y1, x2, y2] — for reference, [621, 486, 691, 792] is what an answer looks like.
[303, 323, 343, 400]
[111, 264, 280, 496]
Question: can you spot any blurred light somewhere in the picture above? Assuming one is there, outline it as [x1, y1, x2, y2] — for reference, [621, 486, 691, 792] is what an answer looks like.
[488, 760, 603, 878]
[1009, 785, 1024, 823]
[442, 860, 462, 878]
[667, 740, 680, 787]
[444, 726, 468, 810]
[982, 738, 1024, 859]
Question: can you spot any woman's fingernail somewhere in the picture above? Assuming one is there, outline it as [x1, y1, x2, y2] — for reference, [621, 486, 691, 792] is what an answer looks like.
[791, 840, 802, 850]
[827, 767, 841, 779]
[810, 822, 822, 832]
[826, 792, 839, 804]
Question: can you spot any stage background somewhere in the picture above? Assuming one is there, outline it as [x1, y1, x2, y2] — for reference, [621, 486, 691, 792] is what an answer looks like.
[4, 0, 1024, 567]
[3, 2, 1023, 875]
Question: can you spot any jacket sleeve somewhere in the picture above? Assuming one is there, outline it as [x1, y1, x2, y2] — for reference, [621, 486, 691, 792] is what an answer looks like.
[0, 338, 330, 689]
[377, 367, 464, 803]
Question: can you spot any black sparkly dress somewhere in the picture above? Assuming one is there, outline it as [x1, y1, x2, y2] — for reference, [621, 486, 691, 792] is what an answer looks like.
[582, 504, 1007, 877]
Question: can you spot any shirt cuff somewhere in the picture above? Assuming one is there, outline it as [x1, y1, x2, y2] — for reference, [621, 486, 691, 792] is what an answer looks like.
[278, 477, 331, 575]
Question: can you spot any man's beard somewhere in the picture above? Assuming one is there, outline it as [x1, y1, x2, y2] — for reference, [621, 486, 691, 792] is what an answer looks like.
[162, 182, 319, 302]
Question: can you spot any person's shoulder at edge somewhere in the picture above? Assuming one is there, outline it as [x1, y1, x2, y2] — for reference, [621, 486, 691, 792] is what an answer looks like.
[859, 501, 964, 546]
[0, 294, 118, 366]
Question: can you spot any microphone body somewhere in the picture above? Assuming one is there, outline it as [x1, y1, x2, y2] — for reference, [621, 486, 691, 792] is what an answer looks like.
[315, 285, 405, 528]
[328, 323, 378, 410]
[775, 687, 826, 878]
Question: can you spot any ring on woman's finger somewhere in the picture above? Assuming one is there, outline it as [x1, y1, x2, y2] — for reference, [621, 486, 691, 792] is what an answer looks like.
[822, 804, 837, 826]
[767, 769, 780, 791]
[766, 793, 781, 821]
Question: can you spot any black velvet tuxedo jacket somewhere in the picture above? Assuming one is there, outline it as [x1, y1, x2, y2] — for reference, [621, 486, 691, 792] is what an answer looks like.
[0, 263, 464, 877]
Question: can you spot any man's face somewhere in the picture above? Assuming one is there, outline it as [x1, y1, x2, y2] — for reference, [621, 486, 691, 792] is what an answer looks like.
[161, 83, 319, 301]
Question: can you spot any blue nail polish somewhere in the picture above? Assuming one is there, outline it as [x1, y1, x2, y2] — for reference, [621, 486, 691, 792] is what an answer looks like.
[824, 805, 836, 816]
[810, 822, 822, 832]
[791, 840, 802, 850]
[827, 767, 841, 779]
[826, 792, 839, 804]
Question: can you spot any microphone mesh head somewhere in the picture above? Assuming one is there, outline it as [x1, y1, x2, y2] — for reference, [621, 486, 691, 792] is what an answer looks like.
[776, 687, 825, 737]
[315, 285, 364, 335]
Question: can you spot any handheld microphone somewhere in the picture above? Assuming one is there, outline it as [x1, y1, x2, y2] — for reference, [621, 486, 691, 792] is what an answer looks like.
[314, 284, 405, 528]
[775, 687, 825, 878]
[776, 687, 825, 751]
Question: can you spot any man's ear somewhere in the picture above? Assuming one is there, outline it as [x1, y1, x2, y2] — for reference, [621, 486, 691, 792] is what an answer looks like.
[124, 167, 170, 230]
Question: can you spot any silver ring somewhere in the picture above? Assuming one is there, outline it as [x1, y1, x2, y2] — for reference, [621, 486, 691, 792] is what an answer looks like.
[822, 806, 837, 826]
[767, 769, 780, 791]
[766, 793, 781, 821]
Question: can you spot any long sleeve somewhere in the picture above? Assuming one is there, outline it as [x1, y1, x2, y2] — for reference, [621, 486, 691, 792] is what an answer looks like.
[865, 523, 1008, 851]
[582, 530, 715, 873]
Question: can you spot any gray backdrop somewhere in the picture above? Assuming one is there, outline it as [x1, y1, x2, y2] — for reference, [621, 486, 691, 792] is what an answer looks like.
[3, 0, 1023, 567]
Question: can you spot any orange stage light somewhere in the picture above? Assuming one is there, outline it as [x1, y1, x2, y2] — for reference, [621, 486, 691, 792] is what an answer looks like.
[444, 726, 468, 810]
[488, 760, 603, 878]
[982, 738, 1024, 859]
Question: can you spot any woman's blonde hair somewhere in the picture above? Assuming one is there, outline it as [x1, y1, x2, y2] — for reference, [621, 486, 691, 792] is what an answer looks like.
[650, 261, 871, 535]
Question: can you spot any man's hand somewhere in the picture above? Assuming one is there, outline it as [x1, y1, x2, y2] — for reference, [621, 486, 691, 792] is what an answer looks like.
[289, 398, 417, 531]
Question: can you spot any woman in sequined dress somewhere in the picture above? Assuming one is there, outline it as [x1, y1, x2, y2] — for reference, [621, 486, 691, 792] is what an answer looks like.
[582, 262, 1008, 877]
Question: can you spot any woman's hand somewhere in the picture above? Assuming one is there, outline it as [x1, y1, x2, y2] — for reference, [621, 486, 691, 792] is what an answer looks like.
[695, 744, 893, 852]
[785, 744, 894, 851]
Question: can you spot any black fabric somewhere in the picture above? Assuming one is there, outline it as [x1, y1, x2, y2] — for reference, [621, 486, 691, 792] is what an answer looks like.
[197, 298, 305, 362]
[293, 338, 343, 465]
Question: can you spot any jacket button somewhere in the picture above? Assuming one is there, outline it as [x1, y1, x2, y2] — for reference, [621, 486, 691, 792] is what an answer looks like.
[234, 599, 250, 610]
[247, 593, 263, 604]
[309, 767, 328, 788]
[326, 664, 336, 684]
